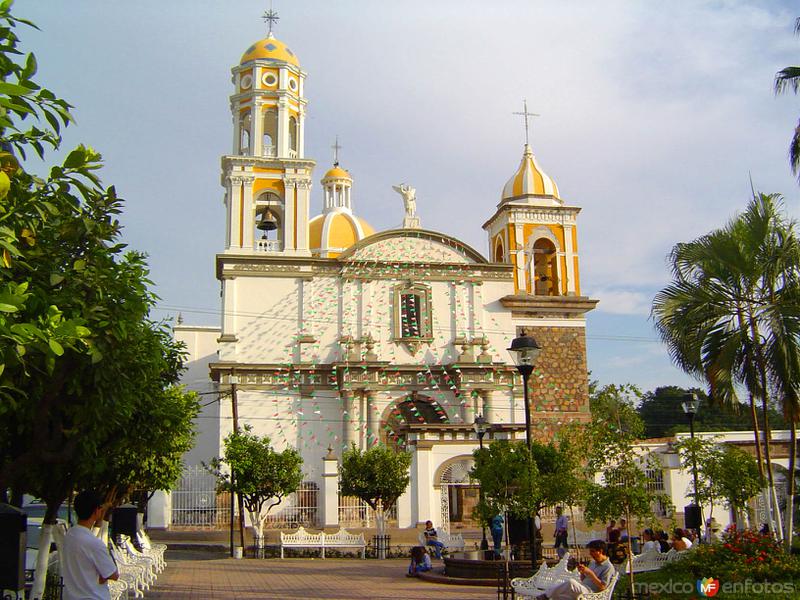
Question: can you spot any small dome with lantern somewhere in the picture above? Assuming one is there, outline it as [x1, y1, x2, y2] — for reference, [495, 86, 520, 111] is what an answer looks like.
[309, 160, 374, 258]
[501, 144, 561, 205]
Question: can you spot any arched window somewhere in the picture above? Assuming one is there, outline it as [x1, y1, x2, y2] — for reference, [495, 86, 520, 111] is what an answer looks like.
[254, 192, 284, 252]
[494, 236, 505, 262]
[288, 116, 298, 152]
[532, 238, 559, 296]
[262, 109, 277, 157]
[240, 113, 251, 154]
[393, 282, 433, 352]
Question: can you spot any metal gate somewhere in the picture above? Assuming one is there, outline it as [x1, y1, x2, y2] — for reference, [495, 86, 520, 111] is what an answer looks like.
[171, 465, 230, 528]
[439, 459, 475, 534]
[339, 495, 398, 527]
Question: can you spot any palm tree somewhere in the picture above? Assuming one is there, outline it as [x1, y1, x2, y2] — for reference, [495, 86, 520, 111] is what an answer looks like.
[775, 18, 800, 182]
[653, 194, 800, 546]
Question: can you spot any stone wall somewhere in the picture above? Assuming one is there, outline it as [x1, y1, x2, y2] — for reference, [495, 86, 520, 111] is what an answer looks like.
[525, 325, 591, 438]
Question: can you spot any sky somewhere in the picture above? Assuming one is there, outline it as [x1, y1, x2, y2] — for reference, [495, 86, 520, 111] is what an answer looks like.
[16, 0, 800, 394]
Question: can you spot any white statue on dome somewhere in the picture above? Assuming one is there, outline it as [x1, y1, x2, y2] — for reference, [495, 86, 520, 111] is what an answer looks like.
[392, 183, 417, 217]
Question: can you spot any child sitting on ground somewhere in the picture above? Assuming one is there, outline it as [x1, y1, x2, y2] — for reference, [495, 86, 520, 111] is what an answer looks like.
[407, 545, 432, 576]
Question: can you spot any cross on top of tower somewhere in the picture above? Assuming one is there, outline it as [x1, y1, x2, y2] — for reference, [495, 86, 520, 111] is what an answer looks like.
[262, 3, 279, 34]
[332, 136, 342, 166]
[512, 99, 540, 146]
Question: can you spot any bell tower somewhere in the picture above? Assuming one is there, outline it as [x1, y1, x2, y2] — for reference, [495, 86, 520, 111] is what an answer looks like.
[483, 103, 581, 296]
[221, 18, 314, 256]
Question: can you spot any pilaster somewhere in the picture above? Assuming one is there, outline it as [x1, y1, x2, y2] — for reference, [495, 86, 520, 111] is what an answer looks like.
[321, 448, 340, 528]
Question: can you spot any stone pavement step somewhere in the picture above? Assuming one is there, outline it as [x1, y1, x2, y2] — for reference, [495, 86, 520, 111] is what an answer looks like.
[145, 548, 494, 599]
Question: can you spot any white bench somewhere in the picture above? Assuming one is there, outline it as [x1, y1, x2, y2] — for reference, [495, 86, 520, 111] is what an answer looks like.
[280, 526, 366, 559]
[618, 548, 685, 574]
[513, 563, 619, 600]
[512, 553, 576, 597]
[417, 529, 465, 554]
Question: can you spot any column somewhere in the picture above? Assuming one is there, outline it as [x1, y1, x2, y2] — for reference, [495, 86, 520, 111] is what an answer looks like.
[283, 179, 297, 250]
[564, 224, 576, 295]
[231, 113, 239, 155]
[294, 179, 311, 255]
[252, 99, 264, 157]
[241, 176, 255, 249]
[514, 224, 526, 292]
[341, 390, 357, 450]
[481, 390, 495, 424]
[462, 391, 475, 425]
[365, 390, 377, 447]
[228, 176, 243, 249]
[321, 448, 340, 528]
[297, 107, 305, 158]
[277, 97, 288, 157]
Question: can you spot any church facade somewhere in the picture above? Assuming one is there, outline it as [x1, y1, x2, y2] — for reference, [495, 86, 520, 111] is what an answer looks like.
[165, 27, 597, 532]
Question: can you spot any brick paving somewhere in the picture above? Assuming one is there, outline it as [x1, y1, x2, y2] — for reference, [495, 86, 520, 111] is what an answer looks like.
[146, 549, 495, 600]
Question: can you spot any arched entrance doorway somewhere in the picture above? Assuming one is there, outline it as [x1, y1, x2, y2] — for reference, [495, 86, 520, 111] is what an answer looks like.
[384, 392, 448, 450]
[436, 457, 479, 534]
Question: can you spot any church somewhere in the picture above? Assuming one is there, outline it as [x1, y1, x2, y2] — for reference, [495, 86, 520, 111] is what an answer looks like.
[160, 22, 598, 534]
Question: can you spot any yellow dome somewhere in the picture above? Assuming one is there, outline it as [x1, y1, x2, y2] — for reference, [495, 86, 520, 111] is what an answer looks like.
[323, 166, 351, 180]
[309, 211, 374, 258]
[240, 33, 300, 67]
[501, 144, 559, 200]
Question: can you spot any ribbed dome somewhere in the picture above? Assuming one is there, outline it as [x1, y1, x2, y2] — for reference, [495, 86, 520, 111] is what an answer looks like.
[309, 211, 374, 259]
[240, 33, 300, 66]
[501, 144, 559, 201]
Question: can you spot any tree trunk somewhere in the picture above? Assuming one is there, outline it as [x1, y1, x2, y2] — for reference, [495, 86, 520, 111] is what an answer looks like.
[30, 522, 54, 600]
[247, 508, 265, 558]
[748, 393, 766, 481]
[375, 500, 387, 559]
[784, 423, 797, 552]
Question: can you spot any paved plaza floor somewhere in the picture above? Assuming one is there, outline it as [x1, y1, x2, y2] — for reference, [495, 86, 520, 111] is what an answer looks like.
[147, 549, 494, 600]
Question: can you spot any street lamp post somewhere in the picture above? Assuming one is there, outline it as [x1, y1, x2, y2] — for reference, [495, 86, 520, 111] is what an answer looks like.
[473, 414, 489, 552]
[508, 332, 542, 571]
[682, 393, 702, 539]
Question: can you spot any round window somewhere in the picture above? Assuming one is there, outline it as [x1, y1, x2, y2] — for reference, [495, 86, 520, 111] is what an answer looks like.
[262, 73, 277, 87]
[240, 74, 252, 90]
[288, 77, 298, 91]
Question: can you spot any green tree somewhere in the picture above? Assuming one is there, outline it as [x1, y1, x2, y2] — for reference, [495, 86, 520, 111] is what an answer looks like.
[638, 387, 787, 439]
[716, 445, 762, 526]
[589, 381, 644, 437]
[652, 193, 800, 548]
[339, 443, 411, 556]
[471, 440, 538, 560]
[583, 420, 667, 599]
[0, 5, 200, 595]
[208, 426, 303, 554]
[775, 17, 800, 182]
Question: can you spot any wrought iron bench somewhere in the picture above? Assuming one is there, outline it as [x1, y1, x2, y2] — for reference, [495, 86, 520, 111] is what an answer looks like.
[416, 529, 465, 554]
[511, 553, 577, 597]
[279, 526, 366, 558]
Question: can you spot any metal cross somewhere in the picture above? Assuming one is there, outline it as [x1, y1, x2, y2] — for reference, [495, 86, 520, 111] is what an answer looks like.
[512, 99, 540, 146]
[332, 136, 342, 166]
[262, 3, 279, 34]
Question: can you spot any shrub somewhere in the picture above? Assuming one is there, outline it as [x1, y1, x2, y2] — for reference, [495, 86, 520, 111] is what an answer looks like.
[662, 528, 800, 582]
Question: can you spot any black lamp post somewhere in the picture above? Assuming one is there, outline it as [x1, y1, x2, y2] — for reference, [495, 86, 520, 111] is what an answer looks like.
[682, 393, 702, 538]
[473, 414, 489, 552]
[508, 332, 542, 571]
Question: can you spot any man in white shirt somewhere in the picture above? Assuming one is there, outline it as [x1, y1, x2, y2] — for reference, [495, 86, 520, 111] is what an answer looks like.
[61, 490, 119, 600]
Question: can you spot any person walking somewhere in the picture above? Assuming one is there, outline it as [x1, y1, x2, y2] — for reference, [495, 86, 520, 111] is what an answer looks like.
[554, 506, 569, 558]
[61, 490, 119, 600]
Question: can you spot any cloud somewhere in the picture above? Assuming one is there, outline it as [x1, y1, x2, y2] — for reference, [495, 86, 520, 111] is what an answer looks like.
[590, 288, 653, 316]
